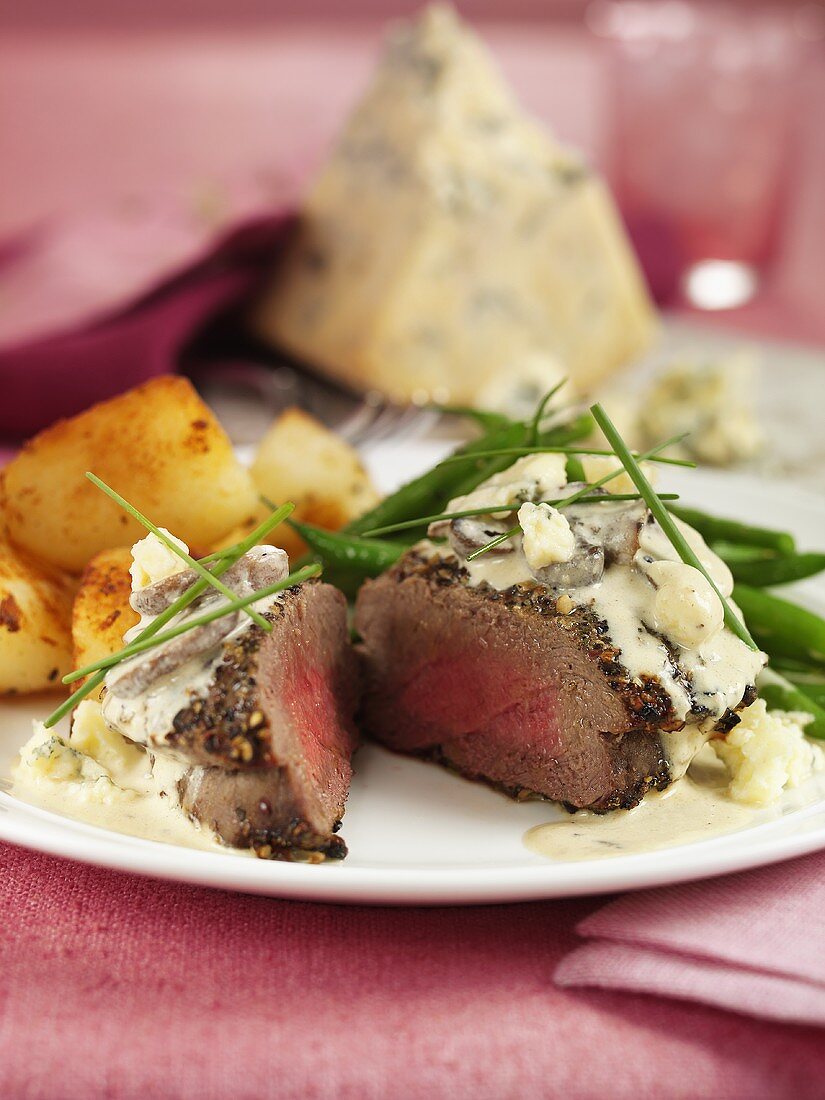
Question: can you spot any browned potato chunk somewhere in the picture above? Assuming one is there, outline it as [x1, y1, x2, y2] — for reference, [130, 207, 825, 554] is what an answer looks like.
[2, 376, 259, 573]
[0, 533, 75, 694]
[71, 548, 138, 694]
[250, 407, 379, 538]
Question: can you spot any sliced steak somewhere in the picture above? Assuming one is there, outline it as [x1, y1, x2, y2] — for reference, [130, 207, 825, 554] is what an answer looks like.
[108, 581, 359, 860]
[355, 551, 681, 813]
[177, 763, 348, 862]
[175, 582, 359, 859]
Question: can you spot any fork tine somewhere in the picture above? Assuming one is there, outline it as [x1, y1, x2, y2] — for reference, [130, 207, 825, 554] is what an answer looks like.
[350, 402, 435, 448]
[363, 405, 403, 445]
[347, 404, 395, 447]
[339, 401, 383, 445]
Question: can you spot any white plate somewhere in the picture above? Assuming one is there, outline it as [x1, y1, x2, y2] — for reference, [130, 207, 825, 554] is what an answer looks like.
[2, 449, 824, 905]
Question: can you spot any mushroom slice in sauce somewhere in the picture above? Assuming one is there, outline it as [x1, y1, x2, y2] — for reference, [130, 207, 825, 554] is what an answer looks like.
[107, 613, 242, 699]
[131, 546, 289, 616]
[598, 504, 646, 566]
[531, 542, 605, 589]
[449, 516, 515, 558]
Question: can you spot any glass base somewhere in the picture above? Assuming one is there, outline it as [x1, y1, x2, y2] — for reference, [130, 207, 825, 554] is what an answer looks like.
[681, 260, 759, 311]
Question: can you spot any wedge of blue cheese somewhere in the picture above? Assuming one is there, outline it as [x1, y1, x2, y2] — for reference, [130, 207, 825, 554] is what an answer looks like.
[254, 4, 656, 407]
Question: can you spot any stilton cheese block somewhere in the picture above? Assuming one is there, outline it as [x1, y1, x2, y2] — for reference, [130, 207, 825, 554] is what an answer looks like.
[252, 5, 656, 408]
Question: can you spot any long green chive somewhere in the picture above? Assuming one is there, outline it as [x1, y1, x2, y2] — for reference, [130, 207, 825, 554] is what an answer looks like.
[65, 564, 321, 682]
[61, 500, 296, 689]
[86, 473, 271, 630]
[466, 435, 688, 560]
[528, 380, 567, 445]
[591, 403, 758, 650]
[436, 447, 695, 468]
[361, 492, 679, 539]
[46, 499, 296, 726]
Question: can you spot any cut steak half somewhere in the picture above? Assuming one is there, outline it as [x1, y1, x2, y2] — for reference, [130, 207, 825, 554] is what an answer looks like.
[107, 581, 359, 860]
[356, 552, 688, 813]
[174, 582, 359, 860]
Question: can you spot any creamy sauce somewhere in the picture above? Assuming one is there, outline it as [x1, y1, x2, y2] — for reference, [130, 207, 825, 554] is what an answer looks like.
[102, 552, 287, 752]
[524, 751, 761, 861]
[13, 763, 223, 851]
[102, 647, 226, 753]
[435, 470, 765, 735]
[11, 717, 227, 851]
[576, 557, 761, 724]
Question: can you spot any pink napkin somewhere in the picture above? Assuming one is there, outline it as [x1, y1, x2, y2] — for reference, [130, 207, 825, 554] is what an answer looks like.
[2, 841, 825, 1100]
[0, 209, 293, 439]
[556, 850, 825, 1026]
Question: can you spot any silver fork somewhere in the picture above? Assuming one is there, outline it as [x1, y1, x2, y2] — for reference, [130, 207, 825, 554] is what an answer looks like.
[192, 361, 437, 449]
[343, 399, 439, 448]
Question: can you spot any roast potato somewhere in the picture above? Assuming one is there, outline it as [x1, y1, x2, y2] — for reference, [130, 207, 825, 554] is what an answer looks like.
[250, 407, 379, 535]
[0, 532, 75, 694]
[2, 376, 259, 573]
[71, 548, 138, 694]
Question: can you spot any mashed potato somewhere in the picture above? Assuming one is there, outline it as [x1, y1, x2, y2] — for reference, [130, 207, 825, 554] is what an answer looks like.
[714, 700, 821, 806]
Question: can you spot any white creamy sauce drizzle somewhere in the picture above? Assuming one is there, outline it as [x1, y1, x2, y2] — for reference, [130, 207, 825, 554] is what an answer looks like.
[101, 587, 285, 753]
[12, 540, 292, 853]
[524, 750, 760, 861]
[11, 723, 226, 851]
[438, 492, 764, 732]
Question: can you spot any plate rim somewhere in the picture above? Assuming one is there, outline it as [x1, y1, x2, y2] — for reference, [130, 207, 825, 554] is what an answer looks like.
[2, 464, 824, 906]
[2, 789, 825, 905]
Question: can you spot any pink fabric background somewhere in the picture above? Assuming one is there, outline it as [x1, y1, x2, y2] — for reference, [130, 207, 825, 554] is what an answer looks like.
[2, 23, 824, 342]
[2, 842, 825, 1100]
[2, 16, 825, 1097]
[557, 851, 825, 1027]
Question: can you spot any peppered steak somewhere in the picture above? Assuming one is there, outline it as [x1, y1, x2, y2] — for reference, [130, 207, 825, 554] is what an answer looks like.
[105, 579, 359, 860]
[356, 551, 690, 813]
[171, 581, 360, 859]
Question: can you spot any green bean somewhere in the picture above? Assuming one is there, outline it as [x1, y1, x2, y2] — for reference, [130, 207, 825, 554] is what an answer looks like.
[448, 413, 594, 500]
[345, 412, 593, 542]
[429, 405, 513, 431]
[758, 670, 825, 740]
[344, 419, 530, 539]
[771, 657, 823, 679]
[725, 552, 825, 588]
[290, 520, 406, 597]
[734, 585, 825, 669]
[668, 504, 795, 554]
[783, 673, 825, 709]
[711, 543, 771, 563]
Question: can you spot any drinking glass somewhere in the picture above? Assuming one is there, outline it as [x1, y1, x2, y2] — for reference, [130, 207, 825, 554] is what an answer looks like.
[590, 1, 810, 309]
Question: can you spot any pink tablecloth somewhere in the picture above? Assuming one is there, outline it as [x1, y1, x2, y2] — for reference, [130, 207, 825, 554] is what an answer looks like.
[1, 842, 824, 1100]
[2, 22, 825, 1098]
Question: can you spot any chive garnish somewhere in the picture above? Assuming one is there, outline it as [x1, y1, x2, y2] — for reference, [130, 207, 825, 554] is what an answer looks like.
[591, 403, 758, 651]
[86, 473, 271, 630]
[45, 497, 297, 727]
[527, 380, 568, 445]
[436, 447, 695, 468]
[65, 564, 321, 682]
[361, 492, 679, 539]
[465, 434, 689, 560]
